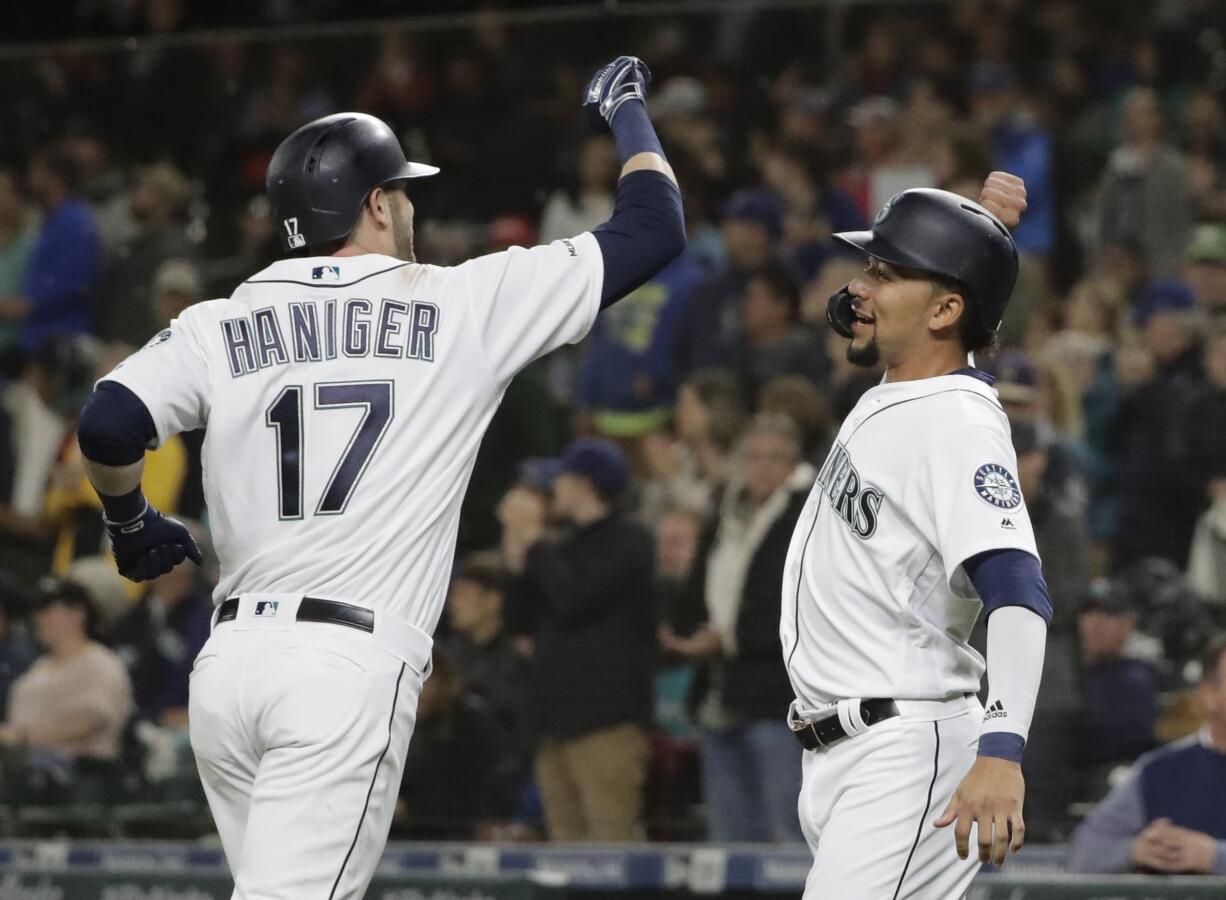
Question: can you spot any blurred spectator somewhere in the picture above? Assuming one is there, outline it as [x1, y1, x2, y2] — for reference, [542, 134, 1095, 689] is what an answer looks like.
[500, 438, 654, 841]
[440, 551, 528, 754]
[0, 576, 35, 717]
[673, 190, 781, 375]
[111, 545, 211, 727]
[1068, 635, 1226, 874]
[733, 264, 828, 400]
[673, 369, 747, 506]
[100, 163, 195, 345]
[1076, 580, 1159, 767]
[1182, 223, 1226, 315]
[539, 136, 617, 244]
[1109, 281, 1204, 567]
[1183, 322, 1226, 601]
[150, 258, 203, 324]
[837, 96, 936, 223]
[1063, 278, 1128, 342]
[576, 251, 703, 445]
[662, 414, 813, 842]
[394, 649, 496, 840]
[0, 145, 102, 352]
[1182, 88, 1226, 223]
[654, 503, 706, 739]
[0, 577, 133, 763]
[354, 32, 436, 126]
[0, 169, 36, 352]
[238, 45, 333, 141]
[757, 375, 834, 464]
[1012, 418, 1091, 627]
[1094, 88, 1192, 279]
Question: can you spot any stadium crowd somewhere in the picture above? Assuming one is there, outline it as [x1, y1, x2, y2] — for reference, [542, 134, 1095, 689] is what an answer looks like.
[0, 0, 1225, 872]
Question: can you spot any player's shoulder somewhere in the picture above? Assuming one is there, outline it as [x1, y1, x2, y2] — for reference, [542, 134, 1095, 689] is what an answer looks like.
[919, 370, 1006, 430]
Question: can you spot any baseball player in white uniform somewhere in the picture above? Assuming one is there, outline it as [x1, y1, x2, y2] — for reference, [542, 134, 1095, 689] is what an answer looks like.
[783, 176, 1052, 898]
[76, 56, 681, 898]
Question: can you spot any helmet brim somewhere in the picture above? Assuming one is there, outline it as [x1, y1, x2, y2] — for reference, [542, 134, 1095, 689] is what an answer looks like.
[832, 230, 930, 274]
[398, 161, 440, 180]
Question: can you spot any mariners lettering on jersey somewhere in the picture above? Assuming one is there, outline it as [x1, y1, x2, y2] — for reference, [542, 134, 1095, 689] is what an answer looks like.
[219, 297, 440, 377]
[815, 441, 884, 539]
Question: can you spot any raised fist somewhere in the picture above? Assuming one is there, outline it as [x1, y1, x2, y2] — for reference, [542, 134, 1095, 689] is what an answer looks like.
[583, 55, 651, 132]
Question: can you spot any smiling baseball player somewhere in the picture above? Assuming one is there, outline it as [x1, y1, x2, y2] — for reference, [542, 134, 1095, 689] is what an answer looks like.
[783, 175, 1052, 898]
[74, 56, 681, 898]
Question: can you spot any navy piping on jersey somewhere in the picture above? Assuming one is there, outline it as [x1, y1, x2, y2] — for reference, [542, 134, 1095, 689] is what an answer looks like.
[892, 721, 941, 900]
[785, 387, 1004, 691]
[950, 367, 996, 386]
[245, 261, 411, 290]
[329, 661, 405, 900]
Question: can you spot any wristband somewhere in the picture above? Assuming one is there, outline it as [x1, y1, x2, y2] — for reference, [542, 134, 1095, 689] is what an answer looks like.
[610, 101, 664, 164]
[977, 732, 1025, 763]
[100, 486, 148, 525]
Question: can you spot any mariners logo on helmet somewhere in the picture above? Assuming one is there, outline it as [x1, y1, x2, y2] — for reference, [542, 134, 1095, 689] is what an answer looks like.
[874, 196, 896, 226]
[973, 463, 1022, 510]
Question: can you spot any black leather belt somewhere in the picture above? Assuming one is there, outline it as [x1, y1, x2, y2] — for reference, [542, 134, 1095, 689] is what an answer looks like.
[216, 597, 374, 633]
[791, 698, 899, 751]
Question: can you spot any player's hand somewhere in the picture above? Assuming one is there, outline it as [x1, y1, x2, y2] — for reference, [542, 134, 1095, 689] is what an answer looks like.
[978, 172, 1027, 230]
[583, 55, 651, 132]
[934, 756, 1025, 866]
[106, 502, 203, 582]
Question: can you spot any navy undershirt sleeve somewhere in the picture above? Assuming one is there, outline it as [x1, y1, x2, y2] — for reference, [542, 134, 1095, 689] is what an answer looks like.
[963, 548, 1054, 624]
[592, 170, 685, 308]
[77, 381, 158, 466]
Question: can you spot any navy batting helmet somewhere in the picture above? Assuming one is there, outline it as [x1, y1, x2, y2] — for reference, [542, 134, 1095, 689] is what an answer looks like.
[826, 188, 1018, 340]
[266, 112, 438, 253]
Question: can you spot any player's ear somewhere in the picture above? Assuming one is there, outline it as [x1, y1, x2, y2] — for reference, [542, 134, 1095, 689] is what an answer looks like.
[927, 288, 964, 334]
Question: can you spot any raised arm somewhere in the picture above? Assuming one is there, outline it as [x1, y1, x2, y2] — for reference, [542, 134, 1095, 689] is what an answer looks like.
[582, 56, 686, 307]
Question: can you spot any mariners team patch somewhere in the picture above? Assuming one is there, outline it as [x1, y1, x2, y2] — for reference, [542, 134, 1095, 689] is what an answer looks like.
[973, 463, 1022, 510]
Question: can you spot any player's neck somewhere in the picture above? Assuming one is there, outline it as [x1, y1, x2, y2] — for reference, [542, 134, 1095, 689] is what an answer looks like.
[883, 345, 968, 384]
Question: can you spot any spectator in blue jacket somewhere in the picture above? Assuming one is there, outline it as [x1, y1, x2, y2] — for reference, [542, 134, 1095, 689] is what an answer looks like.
[0, 146, 102, 353]
[577, 252, 704, 440]
[1069, 635, 1226, 874]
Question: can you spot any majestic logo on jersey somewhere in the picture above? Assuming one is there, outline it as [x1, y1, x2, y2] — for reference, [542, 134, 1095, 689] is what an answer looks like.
[973, 463, 1022, 510]
[312, 265, 341, 281]
[142, 328, 173, 350]
[816, 442, 884, 539]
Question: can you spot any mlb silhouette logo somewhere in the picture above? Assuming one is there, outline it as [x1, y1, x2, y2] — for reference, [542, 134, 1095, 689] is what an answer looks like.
[254, 601, 280, 617]
[312, 265, 341, 281]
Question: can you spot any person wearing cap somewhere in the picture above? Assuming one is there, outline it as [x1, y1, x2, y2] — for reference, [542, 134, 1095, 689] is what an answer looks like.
[1069, 635, 1226, 875]
[150, 258, 203, 325]
[1075, 579, 1159, 769]
[498, 437, 655, 841]
[838, 96, 936, 225]
[1109, 279, 1206, 568]
[0, 577, 133, 765]
[1182, 223, 1226, 313]
[672, 188, 785, 377]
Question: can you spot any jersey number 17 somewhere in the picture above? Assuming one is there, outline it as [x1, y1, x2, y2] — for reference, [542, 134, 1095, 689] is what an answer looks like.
[265, 380, 393, 519]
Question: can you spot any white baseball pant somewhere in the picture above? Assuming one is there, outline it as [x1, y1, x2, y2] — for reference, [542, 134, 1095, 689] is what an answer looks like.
[796, 695, 983, 899]
[188, 593, 432, 899]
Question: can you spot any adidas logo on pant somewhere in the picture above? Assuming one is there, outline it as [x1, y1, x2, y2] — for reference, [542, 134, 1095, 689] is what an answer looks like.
[984, 700, 1008, 720]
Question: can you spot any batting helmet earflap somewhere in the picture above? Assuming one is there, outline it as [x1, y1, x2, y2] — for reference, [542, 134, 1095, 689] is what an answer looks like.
[829, 188, 1019, 336]
[266, 112, 439, 253]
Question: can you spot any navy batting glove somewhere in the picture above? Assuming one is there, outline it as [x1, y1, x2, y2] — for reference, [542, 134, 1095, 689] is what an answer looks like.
[583, 56, 651, 132]
[105, 501, 203, 582]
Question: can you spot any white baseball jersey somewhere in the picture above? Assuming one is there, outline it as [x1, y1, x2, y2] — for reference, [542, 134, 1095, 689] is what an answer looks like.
[102, 236, 603, 635]
[781, 371, 1038, 707]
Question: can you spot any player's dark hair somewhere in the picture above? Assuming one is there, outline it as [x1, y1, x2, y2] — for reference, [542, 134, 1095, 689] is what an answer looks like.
[931, 272, 997, 355]
[1201, 634, 1226, 684]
